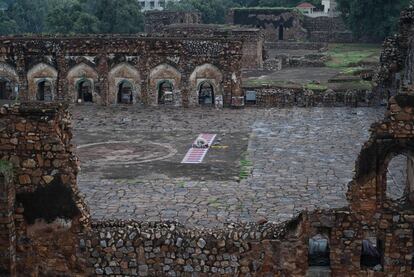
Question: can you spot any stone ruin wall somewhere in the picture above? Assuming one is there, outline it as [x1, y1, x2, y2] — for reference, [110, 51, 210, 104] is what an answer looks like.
[375, 6, 414, 101]
[303, 16, 353, 43]
[243, 86, 376, 107]
[159, 24, 264, 70]
[0, 103, 90, 276]
[228, 8, 352, 43]
[228, 8, 308, 43]
[144, 11, 202, 33]
[0, 36, 243, 108]
[1, 92, 414, 275]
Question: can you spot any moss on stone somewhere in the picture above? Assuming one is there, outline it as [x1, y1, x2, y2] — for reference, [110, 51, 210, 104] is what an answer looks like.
[0, 160, 13, 179]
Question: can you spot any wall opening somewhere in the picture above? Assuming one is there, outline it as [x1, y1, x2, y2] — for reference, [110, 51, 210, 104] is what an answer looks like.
[386, 154, 414, 202]
[117, 81, 133, 104]
[309, 234, 330, 267]
[37, 80, 52, 101]
[77, 79, 93, 103]
[278, 24, 284, 40]
[198, 81, 215, 106]
[0, 79, 13, 100]
[360, 237, 383, 271]
[158, 80, 173, 105]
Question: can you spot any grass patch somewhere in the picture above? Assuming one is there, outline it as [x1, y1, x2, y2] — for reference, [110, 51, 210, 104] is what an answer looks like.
[243, 79, 302, 89]
[304, 83, 328, 91]
[239, 152, 253, 181]
[340, 66, 365, 76]
[325, 43, 381, 68]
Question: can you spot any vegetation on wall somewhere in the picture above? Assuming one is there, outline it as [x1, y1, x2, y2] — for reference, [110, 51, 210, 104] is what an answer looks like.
[0, 0, 144, 35]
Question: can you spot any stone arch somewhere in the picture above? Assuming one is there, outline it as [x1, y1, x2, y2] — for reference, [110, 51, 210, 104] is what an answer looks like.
[189, 63, 223, 107]
[108, 63, 141, 105]
[0, 63, 19, 100]
[27, 63, 58, 101]
[349, 140, 414, 212]
[67, 63, 99, 104]
[379, 146, 414, 203]
[149, 64, 181, 106]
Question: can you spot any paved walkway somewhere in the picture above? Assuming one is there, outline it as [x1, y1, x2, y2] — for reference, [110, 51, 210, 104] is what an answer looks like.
[73, 106, 385, 228]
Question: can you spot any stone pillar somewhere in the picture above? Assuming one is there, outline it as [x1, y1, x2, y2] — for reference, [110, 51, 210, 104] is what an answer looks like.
[15, 52, 27, 102]
[56, 51, 69, 102]
[97, 54, 109, 106]
[0, 172, 16, 276]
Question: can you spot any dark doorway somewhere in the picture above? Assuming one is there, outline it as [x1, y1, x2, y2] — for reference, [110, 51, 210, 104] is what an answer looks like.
[198, 81, 215, 106]
[361, 238, 383, 270]
[279, 24, 284, 40]
[37, 80, 52, 101]
[77, 80, 93, 103]
[158, 81, 173, 105]
[117, 81, 133, 104]
[0, 79, 13, 100]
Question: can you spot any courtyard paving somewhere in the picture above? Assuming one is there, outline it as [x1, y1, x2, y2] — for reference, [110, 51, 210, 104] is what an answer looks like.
[73, 106, 386, 228]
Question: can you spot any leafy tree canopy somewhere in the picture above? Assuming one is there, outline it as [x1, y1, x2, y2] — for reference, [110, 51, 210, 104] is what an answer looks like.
[336, 0, 410, 41]
[0, 0, 143, 35]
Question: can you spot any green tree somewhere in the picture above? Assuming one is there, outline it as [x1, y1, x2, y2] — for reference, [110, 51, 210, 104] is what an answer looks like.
[167, 0, 236, 24]
[0, 12, 17, 35]
[84, 0, 143, 33]
[337, 0, 410, 41]
[73, 12, 99, 34]
[9, 0, 47, 33]
[45, 0, 82, 33]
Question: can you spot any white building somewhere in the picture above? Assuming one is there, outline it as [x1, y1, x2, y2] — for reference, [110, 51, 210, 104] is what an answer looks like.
[138, 0, 181, 11]
[322, 0, 337, 14]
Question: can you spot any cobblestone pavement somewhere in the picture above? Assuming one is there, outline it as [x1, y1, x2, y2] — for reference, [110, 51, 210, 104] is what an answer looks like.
[73, 106, 385, 228]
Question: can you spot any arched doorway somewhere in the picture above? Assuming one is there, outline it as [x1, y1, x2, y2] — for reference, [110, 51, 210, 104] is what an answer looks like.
[158, 80, 173, 105]
[278, 24, 284, 40]
[77, 79, 93, 103]
[37, 80, 53, 101]
[386, 153, 414, 201]
[198, 81, 215, 106]
[117, 81, 134, 104]
[0, 79, 13, 100]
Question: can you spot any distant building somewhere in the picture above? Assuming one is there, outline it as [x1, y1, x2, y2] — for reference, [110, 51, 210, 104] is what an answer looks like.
[138, 0, 180, 11]
[296, 2, 316, 15]
[322, 0, 337, 14]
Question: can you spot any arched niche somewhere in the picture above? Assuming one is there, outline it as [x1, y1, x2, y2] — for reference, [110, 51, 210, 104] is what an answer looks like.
[108, 63, 141, 105]
[189, 63, 223, 107]
[67, 63, 99, 104]
[27, 63, 58, 101]
[149, 64, 181, 106]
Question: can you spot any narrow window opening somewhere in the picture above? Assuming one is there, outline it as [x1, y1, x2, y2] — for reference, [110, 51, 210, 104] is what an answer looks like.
[37, 80, 52, 101]
[117, 81, 133, 104]
[278, 24, 284, 41]
[158, 80, 173, 105]
[198, 81, 215, 106]
[361, 237, 383, 271]
[0, 79, 13, 100]
[309, 234, 330, 267]
[77, 80, 93, 103]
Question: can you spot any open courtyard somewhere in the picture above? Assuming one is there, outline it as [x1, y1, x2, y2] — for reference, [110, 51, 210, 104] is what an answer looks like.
[74, 105, 386, 228]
